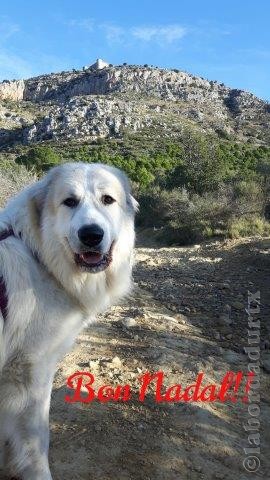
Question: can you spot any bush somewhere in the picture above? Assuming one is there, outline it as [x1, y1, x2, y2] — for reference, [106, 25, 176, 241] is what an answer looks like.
[16, 146, 61, 173]
[138, 187, 232, 244]
[232, 180, 264, 216]
[227, 216, 270, 238]
[138, 177, 270, 245]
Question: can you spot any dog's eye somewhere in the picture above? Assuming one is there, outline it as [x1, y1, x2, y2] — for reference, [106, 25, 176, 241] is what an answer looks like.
[63, 197, 79, 208]
[102, 195, 115, 205]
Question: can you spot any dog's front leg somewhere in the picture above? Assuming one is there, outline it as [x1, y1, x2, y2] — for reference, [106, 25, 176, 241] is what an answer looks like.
[8, 384, 53, 480]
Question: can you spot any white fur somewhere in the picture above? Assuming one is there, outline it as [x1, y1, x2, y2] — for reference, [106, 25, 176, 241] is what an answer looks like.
[0, 162, 137, 479]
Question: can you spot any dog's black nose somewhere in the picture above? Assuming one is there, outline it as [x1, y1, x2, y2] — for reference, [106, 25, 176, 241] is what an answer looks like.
[78, 224, 104, 247]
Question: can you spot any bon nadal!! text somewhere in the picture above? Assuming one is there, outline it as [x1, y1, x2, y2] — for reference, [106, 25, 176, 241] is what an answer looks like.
[65, 370, 254, 404]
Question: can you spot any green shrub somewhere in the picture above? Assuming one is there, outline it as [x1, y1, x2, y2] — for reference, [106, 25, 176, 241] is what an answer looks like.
[9, 130, 270, 245]
[232, 180, 265, 217]
[16, 146, 61, 173]
[138, 187, 232, 244]
[227, 216, 270, 238]
[138, 177, 270, 245]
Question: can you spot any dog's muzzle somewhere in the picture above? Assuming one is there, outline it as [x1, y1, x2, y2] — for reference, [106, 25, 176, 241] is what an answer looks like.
[74, 241, 115, 273]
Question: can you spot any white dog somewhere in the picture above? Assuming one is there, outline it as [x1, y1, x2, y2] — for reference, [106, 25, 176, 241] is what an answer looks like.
[0, 162, 137, 479]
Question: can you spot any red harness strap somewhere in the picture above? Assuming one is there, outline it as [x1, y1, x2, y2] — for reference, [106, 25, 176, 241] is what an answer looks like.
[0, 229, 14, 321]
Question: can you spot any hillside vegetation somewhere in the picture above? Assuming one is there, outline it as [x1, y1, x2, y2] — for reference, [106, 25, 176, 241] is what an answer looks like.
[1, 129, 269, 244]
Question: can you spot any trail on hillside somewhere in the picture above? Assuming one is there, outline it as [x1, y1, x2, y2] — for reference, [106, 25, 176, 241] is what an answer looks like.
[49, 238, 270, 480]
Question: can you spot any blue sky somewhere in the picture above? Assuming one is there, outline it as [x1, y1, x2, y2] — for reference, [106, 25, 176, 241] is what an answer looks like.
[0, 0, 269, 100]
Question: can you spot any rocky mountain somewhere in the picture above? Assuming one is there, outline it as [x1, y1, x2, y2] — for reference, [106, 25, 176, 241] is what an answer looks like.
[0, 60, 269, 149]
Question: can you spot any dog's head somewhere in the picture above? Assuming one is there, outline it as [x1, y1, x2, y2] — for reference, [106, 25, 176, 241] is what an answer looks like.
[30, 163, 138, 278]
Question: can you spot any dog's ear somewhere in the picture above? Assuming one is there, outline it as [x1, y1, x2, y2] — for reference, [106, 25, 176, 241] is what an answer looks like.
[129, 195, 139, 213]
[28, 167, 59, 232]
[27, 166, 60, 234]
[27, 176, 52, 234]
[120, 173, 139, 214]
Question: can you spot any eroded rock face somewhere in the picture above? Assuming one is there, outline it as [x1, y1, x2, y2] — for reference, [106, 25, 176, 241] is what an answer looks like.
[0, 79, 25, 101]
[1, 66, 262, 112]
[0, 64, 269, 145]
[22, 96, 149, 143]
[21, 67, 227, 106]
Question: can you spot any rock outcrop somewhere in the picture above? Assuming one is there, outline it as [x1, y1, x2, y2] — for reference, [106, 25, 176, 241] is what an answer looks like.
[0, 63, 269, 146]
[23, 96, 146, 143]
[0, 79, 25, 101]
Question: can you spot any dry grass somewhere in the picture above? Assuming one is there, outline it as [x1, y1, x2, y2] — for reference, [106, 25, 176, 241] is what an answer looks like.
[227, 215, 270, 238]
[0, 159, 37, 207]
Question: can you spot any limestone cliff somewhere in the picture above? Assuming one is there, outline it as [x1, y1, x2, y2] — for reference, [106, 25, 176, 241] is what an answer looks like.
[0, 63, 269, 147]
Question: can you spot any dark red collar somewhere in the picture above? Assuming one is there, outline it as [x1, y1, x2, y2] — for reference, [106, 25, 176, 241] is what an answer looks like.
[0, 229, 14, 321]
[0, 229, 14, 241]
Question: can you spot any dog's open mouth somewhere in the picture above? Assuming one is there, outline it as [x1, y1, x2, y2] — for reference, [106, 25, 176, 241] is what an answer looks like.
[74, 243, 114, 272]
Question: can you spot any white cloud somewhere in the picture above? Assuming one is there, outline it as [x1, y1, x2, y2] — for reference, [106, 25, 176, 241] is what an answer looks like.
[131, 25, 187, 44]
[101, 24, 125, 43]
[67, 18, 94, 31]
[65, 18, 187, 47]
[0, 17, 20, 44]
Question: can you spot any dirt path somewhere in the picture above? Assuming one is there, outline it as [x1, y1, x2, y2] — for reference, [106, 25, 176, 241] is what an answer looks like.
[11, 238, 270, 479]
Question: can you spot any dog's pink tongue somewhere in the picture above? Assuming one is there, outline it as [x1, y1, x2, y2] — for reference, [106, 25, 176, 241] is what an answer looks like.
[81, 252, 103, 265]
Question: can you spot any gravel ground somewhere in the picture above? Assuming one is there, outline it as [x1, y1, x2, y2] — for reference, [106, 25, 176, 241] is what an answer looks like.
[48, 237, 270, 480]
